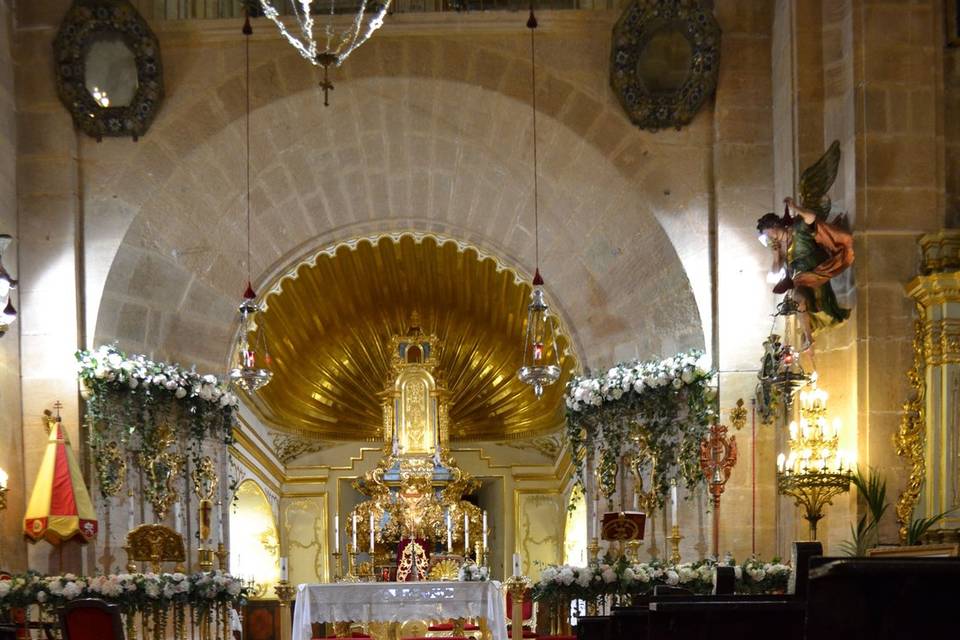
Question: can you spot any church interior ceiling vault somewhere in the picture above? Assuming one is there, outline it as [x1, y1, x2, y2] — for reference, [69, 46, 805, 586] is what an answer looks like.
[247, 233, 578, 441]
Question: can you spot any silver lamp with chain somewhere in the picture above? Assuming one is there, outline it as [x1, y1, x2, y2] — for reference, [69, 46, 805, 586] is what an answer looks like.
[517, 6, 561, 400]
[230, 12, 273, 393]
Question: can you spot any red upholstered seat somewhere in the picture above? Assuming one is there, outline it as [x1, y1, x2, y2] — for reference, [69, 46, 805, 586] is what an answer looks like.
[58, 599, 124, 640]
[504, 629, 537, 639]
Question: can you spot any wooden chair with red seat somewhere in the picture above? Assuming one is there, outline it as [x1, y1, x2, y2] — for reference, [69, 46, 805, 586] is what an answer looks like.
[58, 599, 125, 640]
[505, 589, 536, 639]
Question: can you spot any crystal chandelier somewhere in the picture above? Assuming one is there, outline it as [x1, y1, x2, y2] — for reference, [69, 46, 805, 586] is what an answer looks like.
[776, 377, 852, 540]
[517, 7, 561, 400]
[258, 0, 391, 105]
[230, 13, 273, 393]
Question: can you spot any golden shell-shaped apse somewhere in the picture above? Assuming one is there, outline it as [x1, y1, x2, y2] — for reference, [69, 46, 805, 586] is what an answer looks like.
[250, 234, 577, 441]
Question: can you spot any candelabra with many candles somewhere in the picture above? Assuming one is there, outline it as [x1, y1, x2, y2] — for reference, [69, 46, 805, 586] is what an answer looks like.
[776, 380, 853, 540]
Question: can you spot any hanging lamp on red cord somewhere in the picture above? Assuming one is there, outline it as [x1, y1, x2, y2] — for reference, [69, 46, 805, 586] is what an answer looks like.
[229, 12, 273, 393]
[517, 5, 561, 400]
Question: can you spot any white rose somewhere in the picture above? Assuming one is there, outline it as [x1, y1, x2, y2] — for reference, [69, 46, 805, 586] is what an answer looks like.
[175, 387, 187, 399]
[665, 570, 679, 586]
[681, 367, 695, 384]
[219, 394, 232, 407]
[0, 582, 10, 598]
[165, 380, 178, 391]
[559, 568, 575, 586]
[36, 591, 47, 603]
[107, 353, 123, 368]
[575, 570, 592, 588]
[672, 377, 683, 389]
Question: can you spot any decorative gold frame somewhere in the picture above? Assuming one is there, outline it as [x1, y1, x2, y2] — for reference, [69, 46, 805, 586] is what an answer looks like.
[125, 524, 186, 573]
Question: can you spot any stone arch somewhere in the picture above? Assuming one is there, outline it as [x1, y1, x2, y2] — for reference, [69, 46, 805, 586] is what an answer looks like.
[89, 30, 709, 376]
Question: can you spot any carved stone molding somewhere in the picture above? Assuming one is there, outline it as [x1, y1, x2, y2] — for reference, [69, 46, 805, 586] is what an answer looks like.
[271, 433, 335, 464]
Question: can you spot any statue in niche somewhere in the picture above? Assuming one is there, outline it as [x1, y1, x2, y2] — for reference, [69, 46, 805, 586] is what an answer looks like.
[756, 141, 855, 350]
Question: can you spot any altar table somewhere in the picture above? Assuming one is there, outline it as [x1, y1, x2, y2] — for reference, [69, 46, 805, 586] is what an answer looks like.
[292, 581, 507, 640]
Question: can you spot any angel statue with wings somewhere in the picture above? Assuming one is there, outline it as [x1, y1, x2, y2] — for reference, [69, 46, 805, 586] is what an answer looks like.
[756, 141, 855, 350]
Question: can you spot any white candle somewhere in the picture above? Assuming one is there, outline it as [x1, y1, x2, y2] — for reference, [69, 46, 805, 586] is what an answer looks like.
[446, 511, 453, 553]
[280, 556, 288, 582]
[369, 512, 375, 553]
[482, 511, 488, 551]
[352, 513, 358, 552]
[464, 513, 470, 552]
[512, 553, 522, 577]
[127, 494, 135, 531]
[334, 514, 340, 553]
[174, 501, 182, 535]
[217, 501, 224, 543]
[670, 480, 678, 528]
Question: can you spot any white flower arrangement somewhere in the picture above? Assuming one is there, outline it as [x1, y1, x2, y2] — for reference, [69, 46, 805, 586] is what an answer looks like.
[566, 350, 717, 502]
[457, 563, 489, 582]
[532, 557, 791, 601]
[77, 345, 238, 411]
[0, 571, 247, 612]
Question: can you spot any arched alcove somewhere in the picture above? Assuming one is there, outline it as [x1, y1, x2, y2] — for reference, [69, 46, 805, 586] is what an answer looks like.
[229, 480, 280, 598]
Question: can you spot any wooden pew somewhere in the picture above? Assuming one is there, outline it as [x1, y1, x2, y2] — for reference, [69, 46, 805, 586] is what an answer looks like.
[806, 557, 960, 638]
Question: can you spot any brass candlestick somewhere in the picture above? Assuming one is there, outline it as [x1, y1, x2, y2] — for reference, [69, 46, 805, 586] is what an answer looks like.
[123, 545, 137, 573]
[215, 543, 228, 572]
[274, 581, 295, 640]
[474, 541, 483, 565]
[198, 547, 215, 572]
[331, 551, 342, 581]
[667, 525, 682, 564]
[341, 550, 360, 582]
[504, 575, 531, 640]
[587, 537, 600, 563]
[626, 540, 643, 563]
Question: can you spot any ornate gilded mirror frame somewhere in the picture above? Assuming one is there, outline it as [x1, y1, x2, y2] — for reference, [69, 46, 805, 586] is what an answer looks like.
[53, 0, 164, 142]
[610, 0, 721, 132]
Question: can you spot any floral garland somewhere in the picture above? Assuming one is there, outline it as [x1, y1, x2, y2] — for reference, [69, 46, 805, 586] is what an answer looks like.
[566, 350, 716, 503]
[0, 571, 247, 613]
[76, 345, 238, 501]
[532, 557, 790, 603]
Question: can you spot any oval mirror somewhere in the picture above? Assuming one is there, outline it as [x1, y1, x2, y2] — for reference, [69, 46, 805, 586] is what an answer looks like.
[84, 33, 139, 108]
[635, 27, 693, 94]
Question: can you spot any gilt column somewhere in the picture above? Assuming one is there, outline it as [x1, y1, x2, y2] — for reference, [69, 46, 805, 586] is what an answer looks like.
[899, 232, 960, 542]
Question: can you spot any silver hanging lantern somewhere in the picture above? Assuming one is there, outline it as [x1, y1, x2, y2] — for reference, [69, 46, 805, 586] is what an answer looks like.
[230, 15, 273, 393]
[518, 270, 561, 399]
[516, 8, 560, 400]
[230, 283, 273, 392]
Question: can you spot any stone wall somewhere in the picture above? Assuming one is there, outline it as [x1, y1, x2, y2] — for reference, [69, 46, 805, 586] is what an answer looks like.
[0, 0, 22, 572]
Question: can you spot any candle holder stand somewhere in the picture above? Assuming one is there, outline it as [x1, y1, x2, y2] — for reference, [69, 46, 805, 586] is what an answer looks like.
[215, 543, 228, 572]
[341, 551, 360, 583]
[587, 537, 600, 563]
[274, 581, 295, 640]
[667, 525, 683, 564]
[331, 551, 342, 582]
[198, 547, 215, 572]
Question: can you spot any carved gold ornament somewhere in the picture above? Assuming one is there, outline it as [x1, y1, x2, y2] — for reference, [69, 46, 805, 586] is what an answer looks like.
[138, 425, 183, 521]
[126, 524, 186, 573]
[396, 540, 428, 582]
[427, 558, 461, 581]
[96, 441, 127, 497]
[896, 310, 927, 542]
[191, 456, 219, 502]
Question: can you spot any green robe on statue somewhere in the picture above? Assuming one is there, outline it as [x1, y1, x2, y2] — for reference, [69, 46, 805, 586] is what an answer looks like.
[788, 217, 853, 335]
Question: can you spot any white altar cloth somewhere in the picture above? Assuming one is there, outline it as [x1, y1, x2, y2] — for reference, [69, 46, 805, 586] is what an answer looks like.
[292, 581, 507, 640]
